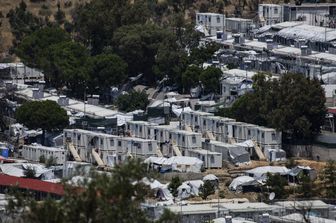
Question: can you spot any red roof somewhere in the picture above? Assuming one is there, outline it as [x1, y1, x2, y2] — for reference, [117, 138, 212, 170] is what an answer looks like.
[0, 174, 64, 195]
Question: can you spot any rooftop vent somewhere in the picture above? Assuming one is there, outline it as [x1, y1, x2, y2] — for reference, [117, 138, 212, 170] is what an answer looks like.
[301, 45, 311, 56]
[233, 34, 245, 44]
[87, 95, 99, 105]
[37, 80, 45, 91]
[259, 213, 270, 223]
[58, 95, 69, 106]
[225, 216, 232, 223]
[32, 88, 44, 99]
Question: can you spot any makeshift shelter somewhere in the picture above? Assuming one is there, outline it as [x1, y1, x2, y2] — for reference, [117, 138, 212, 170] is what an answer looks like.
[245, 166, 290, 180]
[142, 178, 173, 201]
[177, 180, 204, 199]
[229, 176, 262, 192]
[203, 174, 219, 188]
[144, 156, 203, 173]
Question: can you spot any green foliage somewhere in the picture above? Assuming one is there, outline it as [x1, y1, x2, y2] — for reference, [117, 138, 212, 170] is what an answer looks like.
[113, 24, 169, 82]
[322, 160, 336, 198]
[16, 27, 70, 67]
[298, 173, 316, 198]
[116, 90, 149, 112]
[45, 156, 57, 167]
[189, 42, 220, 65]
[181, 65, 202, 92]
[199, 66, 222, 94]
[87, 53, 128, 93]
[168, 176, 182, 197]
[7, 1, 44, 47]
[7, 160, 155, 223]
[265, 173, 288, 200]
[156, 209, 179, 223]
[223, 73, 326, 141]
[39, 155, 46, 164]
[42, 41, 90, 96]
[54, 3, 66, 25]
[199, 180, 215, 200]
[15, 100, 68, 131]
[74, 0, 151, 54]
[23, 167, 36, 179]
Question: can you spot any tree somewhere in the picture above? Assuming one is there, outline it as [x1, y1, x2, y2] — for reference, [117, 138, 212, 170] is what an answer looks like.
[87, 53, 128, 94]
[7, 0, 44, 47]
[322, 160, 336, 198]
[156, 209, 179, 223]
[116, 90, 149, 112]
[74, 0, 150, 54]
[113, 24, 168, 83]
[23, 167, 36, 179]
[168, 176, 181, 197]
[16, 27, 70, 67]
[199, 180, 215, 200]
[6, 160, 158, 223]
[265, 173, 288, 200]
[39, 155, 46, 164]
[54, 2, 65, 25]
[298, 173, 316, 198]
[199, 66, 222, 94]
[189, 42, 220, 65]
[181, 65, 202, 93]
[223, 73, 326, 141]
[15, 100, 68, 144]
[42, 41, 90, 96]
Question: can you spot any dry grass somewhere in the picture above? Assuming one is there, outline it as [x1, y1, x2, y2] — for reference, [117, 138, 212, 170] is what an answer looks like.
[0, 0, 89, 55]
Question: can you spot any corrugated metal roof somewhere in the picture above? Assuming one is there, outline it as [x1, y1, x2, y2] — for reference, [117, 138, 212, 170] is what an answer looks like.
[0, 173, 64, 195]
[276, 24, 336, 42]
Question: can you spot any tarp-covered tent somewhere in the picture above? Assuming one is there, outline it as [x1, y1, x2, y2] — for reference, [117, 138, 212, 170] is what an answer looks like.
[203, 174, 219, 188]
[228, 147, 250, 164]
[142, 178, 173, 201]
[229, 176, 261, 191]
[144, 156, 203, 173]
[245, 166, 289, 180]
[177, 180, 204, 199]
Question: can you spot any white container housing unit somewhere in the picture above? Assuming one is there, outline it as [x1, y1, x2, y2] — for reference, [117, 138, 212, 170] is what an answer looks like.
[188, 149, 222, 168]
[22, 144, 66, 165]
[64, 129, 158, 166]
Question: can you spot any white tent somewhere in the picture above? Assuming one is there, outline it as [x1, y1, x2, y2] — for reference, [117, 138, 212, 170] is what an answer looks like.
[144, 156, 203, 173]
[141, 178, 174, 201]
[203, 174, 218, 181]
[177, 180, 204, 199]
[245, 166, 290, 179]
[229, 176, 259, 191]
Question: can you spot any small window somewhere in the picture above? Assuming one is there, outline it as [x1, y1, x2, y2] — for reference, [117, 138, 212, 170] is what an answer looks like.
[274, 7, 278, 14]
[139, 126, 142, 133]
[100, 138, 104, 145]
[118, 141, 122, 147]
[272, 133, 276, 140]
[208, 16, 211, 22]
[192, 136, 196, 143]
[195, 116, 198, 122]
[262, 133, 265, 138]
[182, 136, 185, 142]
[203, 120, 206, 126]
[110, 140, 114, 147]
[77, 134, 81, 141]
[248, 130, 251, 135]
[217, 16, 220, 23]
[197, 15, 200, 21]
[211, 155, 215, 163]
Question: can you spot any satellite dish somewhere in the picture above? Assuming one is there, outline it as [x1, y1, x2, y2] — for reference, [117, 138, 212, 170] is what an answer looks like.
[269, 192, 275, 201]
